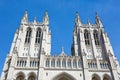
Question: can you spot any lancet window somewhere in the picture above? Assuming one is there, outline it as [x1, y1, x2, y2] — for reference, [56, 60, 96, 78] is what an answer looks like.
[46, 58, 50, 67]
[73, 59, 77, 68]
[35, 28, 41, 44]
[25, 27, 32, 44]
[84, 29, 90, 46]
[57, 59, 61, 67]
[51, 59, 55, 67]
[67, 59, 71, 68]
[62, 59, 66, 67]
[93, 30, 100, 46]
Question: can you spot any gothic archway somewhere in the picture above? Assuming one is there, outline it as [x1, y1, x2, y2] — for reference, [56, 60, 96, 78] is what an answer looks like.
[52, 72, 76, 80]
[16, 75, 24, 80]
[103, 74, 111, 80]
[92, 74, 100, 80]
[28, 75, 35, 80]
[92, 76, 98, 80]
[59, 77, 69, 80]
[16, 72, 25, 80]
[27, 72, 36, 80]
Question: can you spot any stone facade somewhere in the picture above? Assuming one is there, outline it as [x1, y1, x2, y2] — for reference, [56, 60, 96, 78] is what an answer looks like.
[1, 11, 120, 80]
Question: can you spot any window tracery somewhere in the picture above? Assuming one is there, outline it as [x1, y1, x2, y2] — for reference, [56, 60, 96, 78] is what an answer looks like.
[35, 28, 41, 44]
[25, 27, 32, 44]
[84, 29, 90, 46]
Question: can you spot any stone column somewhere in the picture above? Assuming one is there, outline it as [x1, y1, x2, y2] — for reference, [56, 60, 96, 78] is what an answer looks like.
[7, 48, 18, 80]
[81, 50, 88, 80]
[107, 51, 118, 80]
[38, 49, 45, 80]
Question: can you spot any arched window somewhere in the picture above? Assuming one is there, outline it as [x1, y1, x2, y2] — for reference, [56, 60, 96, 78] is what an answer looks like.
[103, 77, 108, 80]
[62, 59, 66, 67]
[17, 61, 19, 66]
[25, 27, 32, 44]
[84, 30, 90, 46]
[46, 59, 50, 67]
[16, 75, 24, 80]
[28, 75, 35, 80]
[92, 76, 98, 80]
[24, 61, 26, 67]
[93, 30, 100, 46]
[73, 59, 77, 68]
[35, 28, 41, 44]
[30, 61, 32, 67]
[19, 60, 22, 67]
[22, 60, 24, 67]
[57, 59, 60, 67]
[103, 74, 111, 80]
[92, 74, 100, 80]
[78, 59, 81, 68]
[51, 59, 55, 67]
[67, 59, 71, 68]
[32, 61, 35, 67]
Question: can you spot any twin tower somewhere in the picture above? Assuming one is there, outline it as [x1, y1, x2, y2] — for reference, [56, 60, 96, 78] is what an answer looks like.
[1, 11, 120, 80]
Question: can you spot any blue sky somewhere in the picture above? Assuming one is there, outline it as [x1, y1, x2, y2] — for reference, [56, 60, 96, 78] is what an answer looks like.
[0, 0, 120, 75]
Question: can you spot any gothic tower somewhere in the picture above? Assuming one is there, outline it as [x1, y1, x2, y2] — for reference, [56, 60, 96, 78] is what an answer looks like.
[1, 11, 120, 80]
[72, 12, 119, 80]
[1, 11, 51, 80]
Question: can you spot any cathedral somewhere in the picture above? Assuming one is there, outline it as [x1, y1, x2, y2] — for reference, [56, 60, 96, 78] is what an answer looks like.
[1, 11, 120, 80]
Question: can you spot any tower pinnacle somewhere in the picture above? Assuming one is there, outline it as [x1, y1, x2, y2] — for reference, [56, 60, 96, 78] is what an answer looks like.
[43, 11, 49, 25]
[75, 12, 82, 26]
[61, 47, 65, 53]
[87, 18, 91, 26]
[95, 12, 103, 28]
[21, 10, 28, 24]
[34, 17, 37, 24]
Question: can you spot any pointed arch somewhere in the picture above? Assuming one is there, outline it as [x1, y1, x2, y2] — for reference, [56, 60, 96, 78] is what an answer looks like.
[52, 72, 76, 80]
[45, 58, 50, 67]
[73, 59, 77, 68]
[78, 59, 81, 68]
[92, 73, 100, 80]
[25, 27, 32, 44]
[27, 72, 36, 80]
[84, 29, 90, 46]
[51, 59, 55, 67]
[93, 30, 100, 46]
[35, 28, 41, 44]
[57, 59, 61, 67]
[67, 59, 71, 68]
[62, 59, 66, 67]
[103, 74, 111, 80]
[15, 71, 25, 80]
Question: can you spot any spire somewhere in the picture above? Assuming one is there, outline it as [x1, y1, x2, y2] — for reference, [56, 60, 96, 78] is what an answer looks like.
[59, 47, 67, 56]
[75, 12, 82, 26]
[95, 12, 103, 28]
[61, 47, 65, 54]
[87, 18, 91, 26]
[21, 10, 28, 24]
[43, 10, 49, 25]
[34, 17, 37, 24]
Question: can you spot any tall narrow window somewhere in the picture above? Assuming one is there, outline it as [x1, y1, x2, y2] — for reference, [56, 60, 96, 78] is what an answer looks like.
[57, 59, 60, 67]
[67, 59, 71, 68]
[93, 30, 100, 46]
[46, 59, 50, 67]
[35, 28, 41, 44]
[51, 59, 55, 67]
[62, 59, 66, 67]
[28, 75, 35, 80]
[84, 30, 90, 46]
[78, 59, 81, 68]
[25, 27, 32, 44]
[73, 59, 77, 68]
[16, 75, 24, 80]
